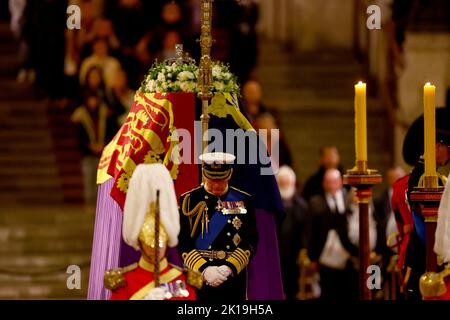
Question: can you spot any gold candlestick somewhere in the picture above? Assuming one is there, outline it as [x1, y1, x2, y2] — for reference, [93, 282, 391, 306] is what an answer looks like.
[355, 81, 367, 164]
[423, 82, 438, 188]
[346, 81, 382, 299]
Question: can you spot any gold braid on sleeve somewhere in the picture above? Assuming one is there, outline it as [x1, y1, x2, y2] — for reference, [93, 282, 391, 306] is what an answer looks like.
[182, 193, 208, 238]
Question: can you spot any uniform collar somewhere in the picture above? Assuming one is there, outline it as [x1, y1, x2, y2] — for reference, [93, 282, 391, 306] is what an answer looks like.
[138, 257, 168, 272]
[203, 184, 229, 199]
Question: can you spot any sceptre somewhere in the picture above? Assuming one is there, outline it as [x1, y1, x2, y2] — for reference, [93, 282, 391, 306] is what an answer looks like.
[198, 0, 214, 157]
[154, 189, 161, 287]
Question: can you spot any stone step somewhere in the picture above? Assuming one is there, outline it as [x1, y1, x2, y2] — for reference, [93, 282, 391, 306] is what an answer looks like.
[0, 127, 51, 145]
[0, 271, 89, 285]
[264, 96, 383, 111]
[0, 42, 18, 55]
[0, 253, 91, 269]
[0, 224, 93, 242]
[256, 62, 361, 74]
[0, 238, 92, 254]
[255, 38, 392, 185]
[0, 166, 58, 177]
[0, 79, 35, 100]
[0, 192, 65, 205]
[0, 99, 47, 110]
[0, 115, 48, 127]
[0, 282, 88, 300]
[0, 272, 90, 299]
[0, 153, 56, 164]
[0, 145, 54, 155]
[0, 205, 91, 221]
[0, 211, 92, 226]
[0, 180, 71, 193]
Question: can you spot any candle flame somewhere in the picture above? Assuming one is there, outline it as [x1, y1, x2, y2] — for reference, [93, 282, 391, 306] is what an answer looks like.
[425, 82, 431, 86]
[357, 81, 364, 85]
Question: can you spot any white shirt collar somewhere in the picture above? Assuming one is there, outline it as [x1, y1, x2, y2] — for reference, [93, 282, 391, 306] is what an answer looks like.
[325, 189, 345, 214]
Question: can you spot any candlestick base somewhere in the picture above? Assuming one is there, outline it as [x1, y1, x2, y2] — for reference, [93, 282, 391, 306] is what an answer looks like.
[343, 168, 383, 187]
[417, 173, 447, 190]
[343, 167, 382, 300]
[410, 186, 443, 279]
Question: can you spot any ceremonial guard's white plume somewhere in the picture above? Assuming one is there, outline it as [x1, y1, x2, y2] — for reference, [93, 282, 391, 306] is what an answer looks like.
[123, 163, 180, 250]
[435, 174, 450, 263]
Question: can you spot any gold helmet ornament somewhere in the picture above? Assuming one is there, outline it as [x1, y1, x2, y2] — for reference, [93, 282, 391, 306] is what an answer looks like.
[419, 269, 450, 298]
[138, 203, 169, 248]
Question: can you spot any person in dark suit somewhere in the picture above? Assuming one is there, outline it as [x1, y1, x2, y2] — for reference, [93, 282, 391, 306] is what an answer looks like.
[276, 165, 309, 300]
[308, 168, 359, 301]
[302, 146, 343, 201]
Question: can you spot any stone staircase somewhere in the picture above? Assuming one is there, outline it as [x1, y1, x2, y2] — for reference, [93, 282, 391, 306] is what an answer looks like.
[255, 40, 392, 193]
[0, 22, 93, 299]
[0, 206, 93, 299]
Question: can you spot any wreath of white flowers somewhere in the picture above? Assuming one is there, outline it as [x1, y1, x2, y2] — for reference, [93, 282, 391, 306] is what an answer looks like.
[139, 61, 240, 94]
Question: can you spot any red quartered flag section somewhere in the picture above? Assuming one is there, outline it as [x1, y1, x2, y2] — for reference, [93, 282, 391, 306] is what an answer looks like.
[97, 92, 199, 209]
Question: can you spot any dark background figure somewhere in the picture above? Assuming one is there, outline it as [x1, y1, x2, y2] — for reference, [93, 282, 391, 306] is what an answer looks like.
[242, 79, 268, 126]
[373, 166, 406, 268]
[302, 146, 343, 201]
[254, 112, 293, 169]
[71, 90, 116, 206]
[24, 0, 67, 99]
[229, 0, 259, 83]
[276, 165, 309, 300]
[81, 65, 106, 102]
[106, 0, 149, 88]
[308, 168, 358, 301]
[105, 68, 134, 127]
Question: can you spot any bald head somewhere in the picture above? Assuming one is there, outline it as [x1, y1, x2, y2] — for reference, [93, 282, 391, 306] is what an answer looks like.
[323, 168, 342, 195]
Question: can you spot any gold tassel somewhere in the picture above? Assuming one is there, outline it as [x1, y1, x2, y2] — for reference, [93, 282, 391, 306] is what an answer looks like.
[201, 215, 204, 239]
[205, 207, 209, 234]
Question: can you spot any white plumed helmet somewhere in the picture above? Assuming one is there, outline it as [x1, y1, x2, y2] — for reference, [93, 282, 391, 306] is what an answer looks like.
[123, 163, 180, 250]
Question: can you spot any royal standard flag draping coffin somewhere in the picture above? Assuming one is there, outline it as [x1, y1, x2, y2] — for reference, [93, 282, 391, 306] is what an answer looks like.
[88, 62, 284, 300]
[96, 91, 200, 205]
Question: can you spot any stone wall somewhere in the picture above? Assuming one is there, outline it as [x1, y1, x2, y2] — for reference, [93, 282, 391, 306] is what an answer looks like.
[395, 32, 450, 167]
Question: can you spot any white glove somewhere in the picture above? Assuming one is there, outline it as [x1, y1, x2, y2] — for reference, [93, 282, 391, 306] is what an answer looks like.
[217, 265, 232, 277]
[202, 266, 228, 287]
[143, 287, 167, 300]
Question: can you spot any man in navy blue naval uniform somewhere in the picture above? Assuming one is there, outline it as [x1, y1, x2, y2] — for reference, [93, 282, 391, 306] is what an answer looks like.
[178, 152, 259, 301]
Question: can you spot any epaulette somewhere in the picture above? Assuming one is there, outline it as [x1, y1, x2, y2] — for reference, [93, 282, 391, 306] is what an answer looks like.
[230, 186, 251, 197]
[180, 185, 204, 198]
[169, 264, 203, 289]
[104, 263, 138, 291]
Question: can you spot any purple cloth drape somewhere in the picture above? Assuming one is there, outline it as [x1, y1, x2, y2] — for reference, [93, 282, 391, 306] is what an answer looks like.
[247, 208, 284, 299]
[87, 179, 123, 300]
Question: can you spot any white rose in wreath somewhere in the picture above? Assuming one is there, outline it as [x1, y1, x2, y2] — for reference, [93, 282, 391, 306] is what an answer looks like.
[212, 65, 222, 79]
[178, 71, 195, 81]
[213, 81, 225, 91]
[157, 73, 166, 82]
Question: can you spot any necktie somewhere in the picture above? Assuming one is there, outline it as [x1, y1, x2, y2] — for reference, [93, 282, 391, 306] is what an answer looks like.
[332, 195, 339, 214]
